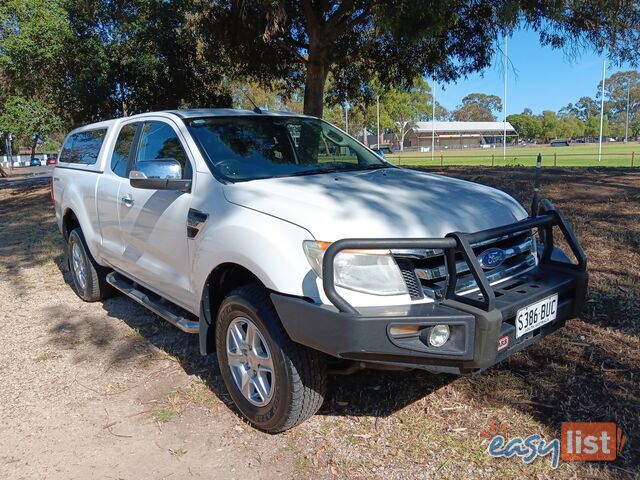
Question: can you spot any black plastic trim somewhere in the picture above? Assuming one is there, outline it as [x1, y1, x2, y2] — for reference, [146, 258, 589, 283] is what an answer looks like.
[55, 165, 103, 173]
[272, 260, 587, 373]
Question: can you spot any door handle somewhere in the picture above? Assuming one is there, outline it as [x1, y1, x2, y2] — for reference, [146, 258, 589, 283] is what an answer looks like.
[121, 194, 134, 207]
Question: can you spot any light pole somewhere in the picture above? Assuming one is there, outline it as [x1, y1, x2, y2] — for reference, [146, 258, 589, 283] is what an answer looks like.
[431, 81, 436, 163]
[598, 59, 606, 162]
[344, 101, 349, 134]
[624, 79, 631, 144]
[6, 134, 14, 175]
[503, 35, 508, 162]
[376, 95, 380, 147]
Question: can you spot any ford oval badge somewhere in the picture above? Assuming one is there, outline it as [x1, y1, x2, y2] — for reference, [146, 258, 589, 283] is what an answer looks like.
[478, 247, 506, 269]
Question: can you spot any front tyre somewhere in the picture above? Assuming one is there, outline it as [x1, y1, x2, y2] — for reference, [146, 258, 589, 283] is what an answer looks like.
[215, 283, 326, 433]
[67, 228, 113, 302]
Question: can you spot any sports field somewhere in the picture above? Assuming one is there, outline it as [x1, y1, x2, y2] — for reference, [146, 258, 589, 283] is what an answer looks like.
[386, 142, 640, 167]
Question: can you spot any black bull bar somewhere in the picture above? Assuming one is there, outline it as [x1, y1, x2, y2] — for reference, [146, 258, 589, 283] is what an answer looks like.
[322, 199, 587, 315]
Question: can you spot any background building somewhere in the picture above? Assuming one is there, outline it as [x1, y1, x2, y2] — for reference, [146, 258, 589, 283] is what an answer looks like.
[399, 121, 517, 151]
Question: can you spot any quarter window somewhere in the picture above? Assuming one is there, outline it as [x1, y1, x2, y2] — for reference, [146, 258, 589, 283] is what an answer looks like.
[60, 129, 108, 165]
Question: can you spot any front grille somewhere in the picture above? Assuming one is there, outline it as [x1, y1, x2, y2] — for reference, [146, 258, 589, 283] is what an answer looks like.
[393, 231, 537, 300]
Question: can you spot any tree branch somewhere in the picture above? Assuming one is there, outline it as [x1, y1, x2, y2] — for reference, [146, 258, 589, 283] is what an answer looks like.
[325, 0, 355, 32]
[274, 38, 308, 64]
[329, 10, 369, 40]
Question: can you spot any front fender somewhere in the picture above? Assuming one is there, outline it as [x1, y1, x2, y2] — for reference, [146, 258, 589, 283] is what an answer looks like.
[191, 204, 318, 305]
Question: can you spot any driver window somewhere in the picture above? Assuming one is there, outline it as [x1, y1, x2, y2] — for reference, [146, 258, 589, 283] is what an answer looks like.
[136, 122, 192, 180]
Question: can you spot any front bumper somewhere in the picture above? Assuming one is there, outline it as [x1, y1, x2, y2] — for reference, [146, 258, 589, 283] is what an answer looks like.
[272, 200, 589, 374]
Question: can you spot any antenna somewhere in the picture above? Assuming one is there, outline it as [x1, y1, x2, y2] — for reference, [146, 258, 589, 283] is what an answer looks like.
[241, 88, 262, 114]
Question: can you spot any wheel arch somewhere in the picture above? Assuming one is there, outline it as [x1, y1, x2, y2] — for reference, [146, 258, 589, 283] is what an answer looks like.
[62, 207, 80, 241]
[199, 262, 268, 355]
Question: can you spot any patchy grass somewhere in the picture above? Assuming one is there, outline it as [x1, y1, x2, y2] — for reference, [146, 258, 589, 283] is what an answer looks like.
[32, 351, 59, 362]
[166, 382, 223, 411]
[152, 408, 175, 424]
[151, 382, 223, 425]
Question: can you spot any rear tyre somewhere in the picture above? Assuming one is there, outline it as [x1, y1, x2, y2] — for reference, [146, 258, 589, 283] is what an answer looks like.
[67, 228, 113, 302]
[215, 283, 326, 433]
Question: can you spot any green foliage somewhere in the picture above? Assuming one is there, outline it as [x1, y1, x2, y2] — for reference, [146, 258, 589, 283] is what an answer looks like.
[381, 79, 433, 151]
[585, 115, 610, 138]
[453, 93, 503, 121]
[0, 0, 232, 131]
[557, 117, 586, 139]
[540, 111, 559, 141]
[507, 114, 542, 141]
[0, 96, 62, 147]
[0, 0, 74, 100]
[197, 0, 640, 117]
[559, 97, 599, 122]
[600, 70, 640, 139]
[62, 0, 231, 120]
[2, 0, 640, 138]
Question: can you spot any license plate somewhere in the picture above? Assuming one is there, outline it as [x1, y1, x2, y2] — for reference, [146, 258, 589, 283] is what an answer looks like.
[515, 293, 558, 338]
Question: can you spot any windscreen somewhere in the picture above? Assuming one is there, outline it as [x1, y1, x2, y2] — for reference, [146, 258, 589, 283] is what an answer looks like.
[185, 116, 388, 181]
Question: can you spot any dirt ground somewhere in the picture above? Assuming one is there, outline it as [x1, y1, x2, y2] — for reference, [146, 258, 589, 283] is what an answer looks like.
[0, 168, 638, 479]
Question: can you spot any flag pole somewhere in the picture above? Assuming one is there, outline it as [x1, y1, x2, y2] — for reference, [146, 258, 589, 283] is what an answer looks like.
[503, 35, 508, 163]
[345, 101, 349, 134]
[598, 60, 606, 162]
[624, 79, 630, 144]
[431, 80, 436, 163]
[376, 95, 380, 147]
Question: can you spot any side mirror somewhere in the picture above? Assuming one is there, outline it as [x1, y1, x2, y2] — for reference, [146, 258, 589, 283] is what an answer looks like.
[129, 159, 191, 191]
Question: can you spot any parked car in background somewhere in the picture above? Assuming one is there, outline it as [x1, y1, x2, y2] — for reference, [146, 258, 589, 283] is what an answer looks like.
[46, 154, 58, 165]
[30, 158, 42, 167]
[53, 109, 588, 433]
[550, 139, 570, 147]
[371, 144, 393, 155]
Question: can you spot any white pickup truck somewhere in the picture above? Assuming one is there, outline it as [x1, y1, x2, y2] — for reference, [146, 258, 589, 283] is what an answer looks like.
[52, 109, 588, 432]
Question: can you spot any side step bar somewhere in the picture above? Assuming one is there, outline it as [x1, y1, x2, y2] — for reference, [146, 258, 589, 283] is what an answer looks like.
[106, 272, 199, 334]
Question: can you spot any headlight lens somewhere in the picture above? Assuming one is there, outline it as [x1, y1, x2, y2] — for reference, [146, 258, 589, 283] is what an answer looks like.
[303, 240, 408, 296]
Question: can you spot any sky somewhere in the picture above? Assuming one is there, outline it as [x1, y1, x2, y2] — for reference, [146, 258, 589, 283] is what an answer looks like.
[435, 28, 635, 116]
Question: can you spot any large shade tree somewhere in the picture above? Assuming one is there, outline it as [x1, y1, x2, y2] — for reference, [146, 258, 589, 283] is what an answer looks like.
[1, 0, 233, 130]
[197, 0, 640, 118]
[452, 93, 503, 121]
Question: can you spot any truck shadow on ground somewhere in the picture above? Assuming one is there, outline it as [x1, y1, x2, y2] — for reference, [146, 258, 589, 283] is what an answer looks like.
[50, 264, 456, 418]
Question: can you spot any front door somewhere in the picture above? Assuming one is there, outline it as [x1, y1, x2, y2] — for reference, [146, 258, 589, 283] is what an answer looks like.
[117, 120, 195, 310]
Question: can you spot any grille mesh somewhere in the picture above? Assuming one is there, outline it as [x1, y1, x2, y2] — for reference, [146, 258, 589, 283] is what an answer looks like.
[396, 258, 424, 300]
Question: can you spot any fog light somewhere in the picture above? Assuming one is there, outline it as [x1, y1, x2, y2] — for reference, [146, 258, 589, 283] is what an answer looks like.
[429, 325, 450, 347]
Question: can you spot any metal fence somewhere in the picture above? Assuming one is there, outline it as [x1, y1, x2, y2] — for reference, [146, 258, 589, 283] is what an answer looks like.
[386, 151, 639, 168]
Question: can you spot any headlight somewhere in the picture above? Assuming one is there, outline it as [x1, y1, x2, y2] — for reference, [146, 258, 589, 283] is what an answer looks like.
[303, 240, 408, 296]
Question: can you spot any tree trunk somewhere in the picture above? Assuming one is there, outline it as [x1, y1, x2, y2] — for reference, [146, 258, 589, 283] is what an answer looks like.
[303, 56, 327, 118]
[302, 31, 329, 118]
[399, 122, 408, 152]
[30, 134, 39, 160]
